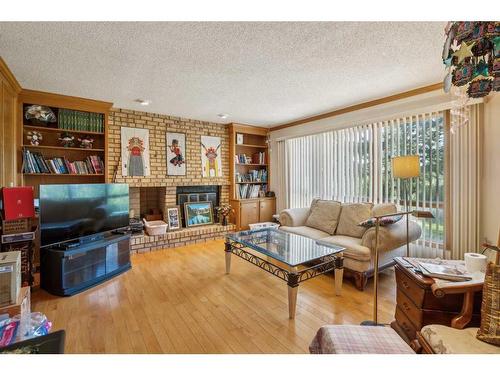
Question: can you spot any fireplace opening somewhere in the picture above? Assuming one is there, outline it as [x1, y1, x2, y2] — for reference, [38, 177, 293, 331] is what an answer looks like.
[129, 187, 166, 220]
[176, 185, 221, 227]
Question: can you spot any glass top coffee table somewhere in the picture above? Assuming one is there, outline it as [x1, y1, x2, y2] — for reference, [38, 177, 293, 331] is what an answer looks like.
[225, 228, 345, 319]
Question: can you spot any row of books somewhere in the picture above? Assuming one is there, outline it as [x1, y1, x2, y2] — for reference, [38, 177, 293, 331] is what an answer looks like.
[236, 184, 268, 199]
[23, 150, 104, 175]
[235, 152, 266, 164]
[58, 108, 104, 133]
[236, 169, 268, 182]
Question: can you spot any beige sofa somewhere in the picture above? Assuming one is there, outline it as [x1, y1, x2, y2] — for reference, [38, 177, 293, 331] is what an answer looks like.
[279, 199, 421, 290]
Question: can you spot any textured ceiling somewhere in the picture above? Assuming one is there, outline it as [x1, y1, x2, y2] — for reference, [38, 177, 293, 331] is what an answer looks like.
[0, 22, 445, 126]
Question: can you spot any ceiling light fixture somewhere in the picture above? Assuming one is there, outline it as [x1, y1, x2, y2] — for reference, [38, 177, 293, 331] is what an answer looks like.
[134, 99, 151, 106]
[217, 113, 229, 119]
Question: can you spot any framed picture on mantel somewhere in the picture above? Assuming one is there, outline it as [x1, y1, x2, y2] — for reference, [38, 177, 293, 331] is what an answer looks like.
[184, 201, 214, 227]
[166, 206, 181, 231]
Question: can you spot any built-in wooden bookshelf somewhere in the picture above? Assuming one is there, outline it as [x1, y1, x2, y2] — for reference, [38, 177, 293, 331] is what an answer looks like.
[229, 123, 275, 230]
[18, 89, 113, 197]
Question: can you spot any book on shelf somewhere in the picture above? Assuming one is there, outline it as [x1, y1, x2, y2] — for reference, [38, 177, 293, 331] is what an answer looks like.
[236, 184, 268, 199]
[235, 151, 266, 164]
[235, 169, 267, 183]
[58, 108, 104, 133]
[23, 149, 104, 175]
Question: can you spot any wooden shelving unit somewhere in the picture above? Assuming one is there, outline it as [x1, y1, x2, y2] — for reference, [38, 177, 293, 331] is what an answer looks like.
[24, 125, 105, 136]
[229, 123, 276, 230]
[23, 145, 105, 152]
[18, 89, 113, 197]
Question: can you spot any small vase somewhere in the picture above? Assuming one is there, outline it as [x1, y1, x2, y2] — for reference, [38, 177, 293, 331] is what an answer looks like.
[222, 216, 228, 226]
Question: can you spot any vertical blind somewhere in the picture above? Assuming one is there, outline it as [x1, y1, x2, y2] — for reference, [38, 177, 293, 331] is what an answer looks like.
[449, 105, 481, 259]
[285, 111, 445, 250]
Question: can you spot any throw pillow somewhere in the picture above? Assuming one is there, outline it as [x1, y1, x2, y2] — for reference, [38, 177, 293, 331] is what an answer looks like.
[359, 215, 403, 228]
[372, 203, 397, 217]
[336, 203, 373, 238]
[305, 200, 342, 235]
[476, 262, 500, 346]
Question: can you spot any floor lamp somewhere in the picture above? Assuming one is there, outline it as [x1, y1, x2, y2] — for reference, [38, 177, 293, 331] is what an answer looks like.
[392, 155, 420, 257]
[361, 155, 434, 326]
[361, 210, 434, 326]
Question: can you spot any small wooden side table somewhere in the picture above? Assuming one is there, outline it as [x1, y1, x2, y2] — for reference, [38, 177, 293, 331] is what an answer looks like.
[391, 257, 483, 344]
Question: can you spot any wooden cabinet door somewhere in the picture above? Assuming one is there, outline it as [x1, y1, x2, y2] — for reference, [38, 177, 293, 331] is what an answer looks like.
[259, 199, 275, 222]
[2, 82, 16, 187]
[0, 79, 17, 188]
[240, 201, 259, 230]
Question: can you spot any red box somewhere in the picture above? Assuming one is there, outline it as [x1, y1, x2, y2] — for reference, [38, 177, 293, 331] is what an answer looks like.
[1, 187, 35, 220]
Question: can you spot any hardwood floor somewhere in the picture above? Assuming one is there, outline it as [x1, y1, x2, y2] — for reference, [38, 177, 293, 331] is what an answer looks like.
[32, 239, 397, 353]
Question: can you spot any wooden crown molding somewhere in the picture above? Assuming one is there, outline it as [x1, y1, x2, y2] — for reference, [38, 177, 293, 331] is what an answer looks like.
[19, 89, 113, 113]
[0, 57, 22, 93]
[270, 82, 444, 131]
[229, 122, 269, 136]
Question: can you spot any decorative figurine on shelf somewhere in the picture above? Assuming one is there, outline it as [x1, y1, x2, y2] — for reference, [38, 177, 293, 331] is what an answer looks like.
[58, 132, 75, 148]
[26, 131, 43, 146]
[215, 204, 234, 226]
[78, 135, 94, 149]
[24, 104, 57, 126]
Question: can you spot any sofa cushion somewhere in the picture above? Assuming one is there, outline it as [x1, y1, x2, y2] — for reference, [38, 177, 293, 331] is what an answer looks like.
[372, 203, 397, 217]
[336, 203, 373, 238]
[305, 199, 342, 235]
[342, 246, 405, 272]
[420, 325, 500, 354]
[279, 226, 330, 240]
[320, 235, 371, 261]
[310, 325, 415, 354]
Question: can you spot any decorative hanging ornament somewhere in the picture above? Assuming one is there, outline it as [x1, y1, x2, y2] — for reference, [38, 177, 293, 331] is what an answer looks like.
[443, 21, 500, 100]
[443, 71, 452, 93]
[453, 41, 475, 64]
[472, 59, 490, 81]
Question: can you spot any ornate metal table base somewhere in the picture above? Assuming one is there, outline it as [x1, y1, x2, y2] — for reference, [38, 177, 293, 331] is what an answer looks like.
[225, 239, 344, 319]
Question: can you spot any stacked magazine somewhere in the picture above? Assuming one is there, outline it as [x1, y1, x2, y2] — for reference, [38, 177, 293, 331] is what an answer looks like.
[411, 259, 472, 282]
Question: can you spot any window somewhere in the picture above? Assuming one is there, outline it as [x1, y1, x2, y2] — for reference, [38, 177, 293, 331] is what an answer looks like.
[285, 111, 445, 249]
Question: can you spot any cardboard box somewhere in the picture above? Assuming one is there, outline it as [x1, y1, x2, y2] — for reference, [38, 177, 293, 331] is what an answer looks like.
[0, 286, 30, 319]
[0, 286, 31, 341]
[0, 251, 21, 306]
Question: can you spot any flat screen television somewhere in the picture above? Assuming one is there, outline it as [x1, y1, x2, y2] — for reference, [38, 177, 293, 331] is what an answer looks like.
[39, 183, 129, 247]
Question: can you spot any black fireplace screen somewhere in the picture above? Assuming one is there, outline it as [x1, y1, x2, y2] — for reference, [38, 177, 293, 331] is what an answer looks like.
[176, 186, 220, 227]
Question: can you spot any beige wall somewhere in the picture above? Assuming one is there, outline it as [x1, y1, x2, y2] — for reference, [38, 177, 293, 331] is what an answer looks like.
[481, 93, 500, 246]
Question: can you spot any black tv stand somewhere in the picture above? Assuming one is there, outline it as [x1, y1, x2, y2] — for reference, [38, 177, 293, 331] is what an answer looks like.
[41, 233, 131, 296]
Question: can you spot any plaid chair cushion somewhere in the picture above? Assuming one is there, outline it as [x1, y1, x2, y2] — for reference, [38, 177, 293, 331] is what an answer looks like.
[309, 325, 415, 354]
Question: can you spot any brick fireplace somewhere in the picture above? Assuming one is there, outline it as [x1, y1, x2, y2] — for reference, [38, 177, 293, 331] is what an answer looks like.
[129, 185, 222, 226]
[107, 107, 234, 253]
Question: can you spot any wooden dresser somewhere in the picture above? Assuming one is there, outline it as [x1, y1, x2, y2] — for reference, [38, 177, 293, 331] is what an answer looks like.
[391, 257, 483, 344]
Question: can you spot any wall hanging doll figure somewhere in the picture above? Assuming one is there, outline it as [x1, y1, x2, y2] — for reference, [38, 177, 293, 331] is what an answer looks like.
[127, 136, 145, 176]
[121, 127, 150, 177]
[169, 139, 185, 167]
[201, 137, 222, 177]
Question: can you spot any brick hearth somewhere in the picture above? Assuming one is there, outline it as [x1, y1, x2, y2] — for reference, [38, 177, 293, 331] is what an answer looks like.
[130, 224, 235, 254]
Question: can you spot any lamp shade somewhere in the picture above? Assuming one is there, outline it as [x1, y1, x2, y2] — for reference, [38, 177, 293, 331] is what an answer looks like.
[392, 155, 420, 179]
